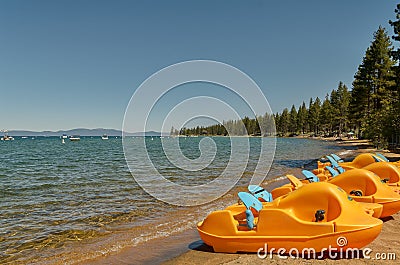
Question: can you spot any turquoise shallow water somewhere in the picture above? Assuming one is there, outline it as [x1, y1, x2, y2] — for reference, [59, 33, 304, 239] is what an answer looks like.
[0, 136, 348, 264]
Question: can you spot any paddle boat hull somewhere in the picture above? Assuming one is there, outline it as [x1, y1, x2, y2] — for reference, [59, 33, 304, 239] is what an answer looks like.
[327, 169, 400, 218]
[337, 153, 377, 170]
[363, 162, 400, 188]
[198, 223, 382, 253]
[197, 183, 383, 253]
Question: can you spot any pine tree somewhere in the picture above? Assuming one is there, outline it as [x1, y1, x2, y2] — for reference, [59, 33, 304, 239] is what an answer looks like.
[336, 82, 351, 135]
[308, 98, 321, 135]
[289, 105, 298, 134]
[319, 94, 333, 135]
[389, 4, 400, 146]
[349, 54, 371, 137]
[280, 108, 290, 135]
[297, 102, 308, 134]
[170, 126, 175, 136]
[314, 97, 322, 134]
[308, 98, 314, 134]
[390, 4, 400, 63]
[274, 112, 281, 135]
[350, 26, 396, 146]
[263, 113, 276, 136]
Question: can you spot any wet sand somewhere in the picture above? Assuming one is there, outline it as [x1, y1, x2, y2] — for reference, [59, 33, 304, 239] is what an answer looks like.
[82, 229, 200, 265]
[161, 139, 400, 265]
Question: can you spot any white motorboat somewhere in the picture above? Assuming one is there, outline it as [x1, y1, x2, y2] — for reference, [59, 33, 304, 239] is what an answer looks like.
[101, 134, 109, 140]
[69, 135, 80, 141]
[1, 130, 14, 141]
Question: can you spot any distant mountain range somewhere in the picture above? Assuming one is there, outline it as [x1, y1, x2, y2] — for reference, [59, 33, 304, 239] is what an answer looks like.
[6, 129, 168, 137]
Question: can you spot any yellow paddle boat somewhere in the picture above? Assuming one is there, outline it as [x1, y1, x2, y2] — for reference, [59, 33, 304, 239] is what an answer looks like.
[328, 169, 400, 217]
[319, 153, 400, 171]
[317, 153, 381, 170]
[340, 152, 400, 168]
[363, 162, 400, 187]
[315, 155, 400, 189]
[272, 169, 400, 218]
[197, 182, 383, 253]
[316, 153, 375, 171]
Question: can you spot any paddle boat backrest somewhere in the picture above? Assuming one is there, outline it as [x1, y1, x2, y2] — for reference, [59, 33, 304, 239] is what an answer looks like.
[326, 155, 345, 174]
[325, 166, 339, 177]
[346, 153, 379, 168]
[286, 174, 304, 189]
[371, 155, 383, 162]
[375, 153, 390, 162]
[330, 154, 344, 163]
[326, 155, 337, 166]
[363, 162, 400, 184]
[248, 185, 273, 202]
[328, 169, 379, 197]
[278, 182, 342, 222]
[301, 170, 320, 183]
[238, 192, 263, 229]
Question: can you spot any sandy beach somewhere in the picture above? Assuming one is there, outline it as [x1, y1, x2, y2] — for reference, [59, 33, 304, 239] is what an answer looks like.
[81, 139, 400, 265]
[161, 139, 400, 265]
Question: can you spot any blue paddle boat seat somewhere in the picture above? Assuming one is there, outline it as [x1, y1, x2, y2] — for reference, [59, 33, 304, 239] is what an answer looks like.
[248, 185, 273, 202]
[326, 155, 345, 174]
[325, 166, 339, 177]
[301, 170, 320, 183]
[237, 192, 263, 229]
[330, 153, 344, 163]
[375, 153, 390, 162]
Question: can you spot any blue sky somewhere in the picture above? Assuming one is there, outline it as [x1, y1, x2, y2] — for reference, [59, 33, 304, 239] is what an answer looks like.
[0, 0, 398, 132]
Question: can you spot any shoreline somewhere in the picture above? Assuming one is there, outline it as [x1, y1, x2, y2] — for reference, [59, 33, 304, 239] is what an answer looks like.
[160, 139, 400, 265]
[76, 138, 400, 265]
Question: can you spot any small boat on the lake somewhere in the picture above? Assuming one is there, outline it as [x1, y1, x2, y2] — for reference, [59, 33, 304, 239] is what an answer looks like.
[69, 135, 80, 141]
[61, 134, 68, 139]
[101, 134, 109, 140]
[1, 135, 14, 141]
[1, 130, 14, 141]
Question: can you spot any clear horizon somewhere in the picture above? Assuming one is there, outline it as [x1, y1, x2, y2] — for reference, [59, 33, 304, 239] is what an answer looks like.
[1, 0, 398, 131]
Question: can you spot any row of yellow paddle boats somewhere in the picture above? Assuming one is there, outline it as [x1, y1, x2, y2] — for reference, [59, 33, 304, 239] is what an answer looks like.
[197, 152, 400, 254]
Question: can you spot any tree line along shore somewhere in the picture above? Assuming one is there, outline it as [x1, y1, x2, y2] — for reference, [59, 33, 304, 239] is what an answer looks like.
[172, 5, 400, 151]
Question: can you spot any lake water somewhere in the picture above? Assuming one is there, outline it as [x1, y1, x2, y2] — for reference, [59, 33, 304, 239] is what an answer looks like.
[0, 136, 350, 264]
